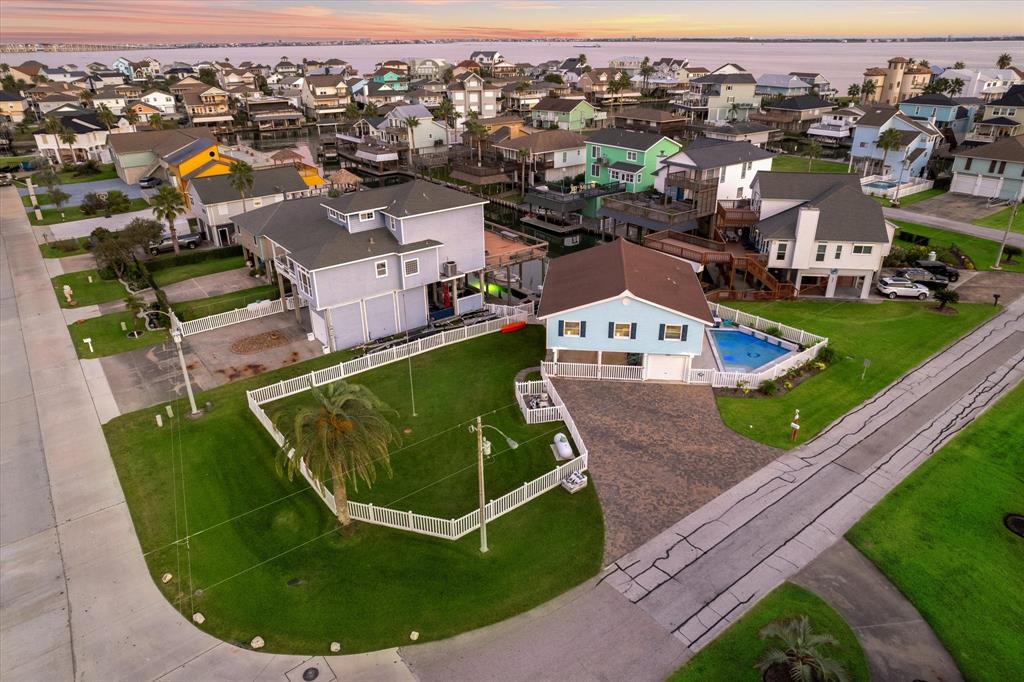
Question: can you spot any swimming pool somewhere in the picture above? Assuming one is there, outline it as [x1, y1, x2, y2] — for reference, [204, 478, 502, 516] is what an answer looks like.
[864, 180, 898, 190]
[708, 328, 791, 372]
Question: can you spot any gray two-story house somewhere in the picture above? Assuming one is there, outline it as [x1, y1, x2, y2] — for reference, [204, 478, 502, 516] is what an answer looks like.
[233, 180, 488, 351]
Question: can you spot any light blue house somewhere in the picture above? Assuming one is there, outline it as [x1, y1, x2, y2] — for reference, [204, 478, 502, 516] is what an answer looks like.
[537, 238, 714, 382]
[898, 93, 979, 138]
[233, 180, 488, 352]
[850, 106, 942, 178]
[950, 135, 1024, 200]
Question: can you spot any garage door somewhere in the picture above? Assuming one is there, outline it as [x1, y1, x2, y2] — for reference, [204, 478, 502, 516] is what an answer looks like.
[646, 354, 688, 382]
[974, 175, 1002, 198]
[950, 173, 975, 195]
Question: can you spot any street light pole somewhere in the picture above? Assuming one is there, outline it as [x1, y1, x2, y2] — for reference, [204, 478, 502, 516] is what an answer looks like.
[151, 309, 200, 415]
[476, 415, 487, 553]
[992, 200, 1019, 271]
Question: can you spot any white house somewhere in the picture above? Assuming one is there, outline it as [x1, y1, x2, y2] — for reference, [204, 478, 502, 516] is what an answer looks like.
[655, 138, 776, 203]
[92, 86, 128, 114]
[850, 106, 941, 178]
[750, 172, 895, 299]
[34, 112, 134, 164]
[139, 89, 176, 115]
[446, 71, 501, 126]
[492, 129, 587, 185]
[807, 105, 864, 144]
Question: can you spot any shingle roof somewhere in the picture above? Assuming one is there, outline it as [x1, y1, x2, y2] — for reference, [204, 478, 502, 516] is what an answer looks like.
[536, 238, 714, 324]
[532, 96, 589, 113]
[752, 172, 888, 243]
[608, 161, 644, 173]
[988, 84, 1024, 107]
[978, 116, 1020, 126]
[164, 137, 218, 166]
[106, 127, 213, 156]
[321, 179, 486, 218]
[666, 139, 775, 170]
[492, 129, 585, 154]
[953, 135, 1024, 163]
[692, 72, 757, 85]
[233, 196, 440, 270]
[612, 106, 686, 122]
[756, 74, 810, 89]
[190, 166, 307, 204]
[901, 93, 958, 106]
[765, 95, 833, 111]
[586, 127, 675, 152]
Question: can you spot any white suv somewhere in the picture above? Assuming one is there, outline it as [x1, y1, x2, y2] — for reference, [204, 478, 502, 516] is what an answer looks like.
[876, 276, 930, 300]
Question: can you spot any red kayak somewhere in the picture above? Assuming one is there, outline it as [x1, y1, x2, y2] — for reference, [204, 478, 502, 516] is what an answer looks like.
[501, 321, 527, 333]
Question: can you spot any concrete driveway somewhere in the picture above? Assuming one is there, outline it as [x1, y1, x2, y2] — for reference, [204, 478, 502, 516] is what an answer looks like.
[552, 380, 780, 562]
[950, 270, 1024, 305]
[902, 192, 1003, 222]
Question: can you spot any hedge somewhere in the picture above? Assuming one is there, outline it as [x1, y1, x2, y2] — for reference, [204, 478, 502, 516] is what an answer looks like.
[145, 245, 243, 272]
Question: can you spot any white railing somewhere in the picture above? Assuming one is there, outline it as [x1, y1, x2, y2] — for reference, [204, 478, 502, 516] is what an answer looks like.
[485, 301, 535, 318]
[245, 308, 592, 540]
[514, 379, 563, 423]
[710, 303, 827, 346]
[175, 296, 305, 337]
[540, 361, 646, 381]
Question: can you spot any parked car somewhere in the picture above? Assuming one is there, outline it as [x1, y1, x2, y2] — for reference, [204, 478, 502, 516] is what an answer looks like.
[149, 232, 201, 254]
[877, 276, 930, 300]
[0, 173, 13, 186]
[895, 267, 950, 290]
[915, 259, 960, 282]
[139, 176, 163, 189]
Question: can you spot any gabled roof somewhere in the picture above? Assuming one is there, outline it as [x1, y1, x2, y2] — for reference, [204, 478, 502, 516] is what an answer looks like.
[765, 95, 833, 111]
[492, 129, 584, 154]
[107, 127, 214, 157]
[953, 134, 1024, 163]
[531, 96, 589, 113]
[756, 74, 811, 89]
[666, 139, 775, 170]
[320, 179, 486, 218]
[752, 172, 888, 243]
[190, 166, 307, 204]
[988, 83, 1024, 107]
[536, 238, 713, 324]
[693, 72, 756, 85]
[586, 127, 676, 152]
[901, 93, 958, 106]
[164, 137, 218, 165]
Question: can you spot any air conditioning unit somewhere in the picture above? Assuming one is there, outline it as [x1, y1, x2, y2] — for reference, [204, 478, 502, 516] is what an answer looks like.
[441, 260, 458, 277]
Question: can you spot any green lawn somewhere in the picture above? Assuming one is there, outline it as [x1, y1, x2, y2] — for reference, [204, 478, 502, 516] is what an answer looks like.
[150, 255, 247, 286]
[870, 188, 946, 208]
[771, 155, 852, 174]
[847, 383, 1024, 681]
[892, 220, 1024, 273]
[104, 327, 604, 653]
[973, 204, 1024, 234]
[670, 583, 869, 682]
[171, 284, 278, 320]
[51, 269, 126, 308]
[68, 309, 169, 358]
[29, 197, 150, 226]
[21, 192, 51, 207]
[31, 163, 118, 185]
[39, 236, 89, 258]
[716, 300, 999, 449]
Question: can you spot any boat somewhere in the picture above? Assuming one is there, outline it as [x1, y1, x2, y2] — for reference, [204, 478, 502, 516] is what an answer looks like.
[573, 44, 600, 48]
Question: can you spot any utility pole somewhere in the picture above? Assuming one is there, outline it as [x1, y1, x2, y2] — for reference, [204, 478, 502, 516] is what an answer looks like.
[476, 415, 488, 553]
[992, 200, 1019, 270]
[172, 328, 200, 416]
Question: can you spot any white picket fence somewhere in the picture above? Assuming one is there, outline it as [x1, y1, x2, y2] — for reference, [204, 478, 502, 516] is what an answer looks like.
[175, 296, 304, 337]
[485, 301, 535, 318]
[540, 361, 645, 381]
[514, 379, 563, 424]
[710, 303, 827, 346]
[246, 309, 592, 540]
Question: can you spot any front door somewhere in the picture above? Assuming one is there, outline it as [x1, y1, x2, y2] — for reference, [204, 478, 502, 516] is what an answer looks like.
[217, 226, 230, 246]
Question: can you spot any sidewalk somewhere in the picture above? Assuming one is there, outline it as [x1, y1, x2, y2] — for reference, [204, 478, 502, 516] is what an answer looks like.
[38, 206, 190, 241]
[883, 206, 1024, 248]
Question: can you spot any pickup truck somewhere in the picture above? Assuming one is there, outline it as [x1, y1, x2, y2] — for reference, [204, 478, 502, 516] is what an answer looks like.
[895, 267, 950, 290]
[149, 232, 202, 255]
[914, 259, 960, 282]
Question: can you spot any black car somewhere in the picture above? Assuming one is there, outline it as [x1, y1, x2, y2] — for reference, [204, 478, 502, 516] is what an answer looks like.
[139, 176, 163, 189]
[915, 259, 960, 282]
[895, 267, 950, 290]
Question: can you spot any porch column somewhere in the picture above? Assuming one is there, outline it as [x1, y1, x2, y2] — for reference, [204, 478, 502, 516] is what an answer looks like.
[596, 350, 603, 379]
[553, 348, 559, 363]
[451, 280, 459, 315]
[825, 272, 838, 298]
[505, 266, 512, 303]
[293, 290, 303, 324]
[276, 270, 287, 304]
[859, 273, 873, 299]
[794, 273, 803, 295]
[479, 269, 487, 302]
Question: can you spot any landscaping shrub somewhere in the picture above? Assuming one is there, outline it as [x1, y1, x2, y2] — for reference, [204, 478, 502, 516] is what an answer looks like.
[1004, 245, 1022, 264]
[145, 245, 242, 272]
[816, 345, 835, 364]
[53, 238, 82, 253]
[764, 325, 782, 338]
[934, 289, 960, 310]
[105, 190, 130, 214]
[760, 379, 778, 396]
[80, 192, 107, 216]
[896, 230, 930, 246]
[72, 159, 101, 176]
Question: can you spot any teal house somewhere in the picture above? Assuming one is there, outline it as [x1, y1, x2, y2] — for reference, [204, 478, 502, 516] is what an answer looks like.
[583, 128, 682, 216]
[950, 135, 1024, 200]
[530, 96, 604, 131]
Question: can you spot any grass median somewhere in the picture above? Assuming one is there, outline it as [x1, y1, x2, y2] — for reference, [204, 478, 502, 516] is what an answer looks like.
[892, 220, 1024, 273]
[68, 309, 169, 358]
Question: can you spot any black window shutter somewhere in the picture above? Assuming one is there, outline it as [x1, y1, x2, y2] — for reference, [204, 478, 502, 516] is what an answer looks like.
[681, 325, 688, 341]
[658, 324, 665, 340]
[580, 321, 587, 337]
[630, 322, 637, 339]
[558, 320, 564, 336]
[608, 322, 614, 338]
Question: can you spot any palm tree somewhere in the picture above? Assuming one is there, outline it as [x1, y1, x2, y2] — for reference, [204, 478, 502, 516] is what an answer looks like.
[96, 104, 116, 131]
[948, 77, 965, 97]
[151, 185, 186, 254]
[123, 108, 140, 127]
[42, 116, 63, 165]
[402, 115, 420, 170]
[435, 97, 456, 126]
[577, 53, 587, 68]
[918, 59, 930, 69]
[148, 113, 164, 129]
[343, 101, 360, 122]
[997, 53, 1012, 69]
[79, 90, 94, 108]
[727, 101, 741, 122]
[860, 79, 877, 102]
[465, 112, 487, 163]
[364, 101, 379, 117]
[517, 147, 531, 193]
[953, 61, 965, 70]
[58, 127, 78, 163]
[805, 140, 823, 171]
[906, 57, 917, 67]
[846, 83, 860, 99]
[639, 56, 654, 95]
[277, 382, 400, 527]
[228, 159, 255, 214]
[756, 616, 849, 682]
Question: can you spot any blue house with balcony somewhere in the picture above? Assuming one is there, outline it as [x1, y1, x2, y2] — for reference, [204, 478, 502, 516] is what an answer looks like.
[537, 238, 714, 382]
[897, 93, 979, 139]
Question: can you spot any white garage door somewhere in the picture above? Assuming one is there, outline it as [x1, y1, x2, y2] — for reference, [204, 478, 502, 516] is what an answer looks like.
[950, 173, 975, 195]
[646, 354, 688, 382]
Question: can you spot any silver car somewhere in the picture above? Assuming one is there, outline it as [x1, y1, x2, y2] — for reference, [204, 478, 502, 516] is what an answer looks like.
[876, 276, 930, 300]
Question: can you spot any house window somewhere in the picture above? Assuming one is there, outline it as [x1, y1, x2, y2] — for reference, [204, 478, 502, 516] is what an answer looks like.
[988, 160, 997, 173]
[775, 242, 788, 260]
[736, 187, 743, 198]
[853, 244, 873, 255]
[298, 269, 311, 295]
[662, 324, 686, 341]
[834, 244, 843, 259]
[592, 146, 602, 158]
[590, 163, 600, 176]
[815, 243, 827, 262]
[609, 170, 620, 181]
[612, 322, 633, 339]
[404, 258, 419, 276]
[560, 320, 582, 337]
[359, 211, 374, 221]
[626, 150, 637, 161]
[374, 260, 388, 278]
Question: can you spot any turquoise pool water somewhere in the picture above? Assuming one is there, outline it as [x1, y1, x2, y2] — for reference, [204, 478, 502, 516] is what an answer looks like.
[708, 329, 790, 372]
[864, 180, 897, 190]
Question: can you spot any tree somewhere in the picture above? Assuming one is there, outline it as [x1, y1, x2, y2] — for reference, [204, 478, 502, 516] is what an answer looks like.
[151, 185, 186, 254]
[228, 159, 255, 213]
[639, 56, 655, 94]
[277, 382, 400, 527]
[435, 97, 456, 126]
[198, 67, 218, 86]
[805, 140, 823, 171]
[363, 101, 379, 117]
[123, 108, 140, 127]
[403, 115, 420, 169]
[58, 128, 78, 163]
[93, 235, 136, 279]
[96, 103, 116, 131]
[755, 616, 849, 682]
[934, 288, 959, 310]
[997, 53, 1012, 69]
[923, 77, 950, 95]
[148, 113, 164, 129]
[861, 79, 877, 102]
[123, 293, 147, 333]
[543, 73, 564, 84]
[952, 61, 965, 70]
[42, 115, 62, 163]
[919, 59, 930, 69]
[577, 53, 587, 68]
[876, 127, 907, 201]
[441, 65, 454, 84]
[343, 101, 360, 122]
[947, 78, 965, 97]
[34, 167, 59, 193]
[517, 147, 531, 193]
[728, 101, 742, 122]
[50, 187, 70, 213]
[846, 83, 860, 98]
[105, 189, 130, 213]
[465, 113, 487, 163]
[79, 90, 94, 108]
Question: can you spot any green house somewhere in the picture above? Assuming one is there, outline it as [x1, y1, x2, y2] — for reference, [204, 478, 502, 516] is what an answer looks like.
[582, 128, 681, 216]
[531, 96, 604, 131]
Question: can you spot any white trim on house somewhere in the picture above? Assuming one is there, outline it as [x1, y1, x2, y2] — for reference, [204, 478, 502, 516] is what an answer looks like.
[537, 290, 714, 328]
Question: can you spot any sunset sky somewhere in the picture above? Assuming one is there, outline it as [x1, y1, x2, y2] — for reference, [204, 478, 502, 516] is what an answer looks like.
[2, 0, 1021, 43]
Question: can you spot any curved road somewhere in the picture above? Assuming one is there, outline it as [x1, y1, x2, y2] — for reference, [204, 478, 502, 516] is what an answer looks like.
[3, 184, 1022, 681]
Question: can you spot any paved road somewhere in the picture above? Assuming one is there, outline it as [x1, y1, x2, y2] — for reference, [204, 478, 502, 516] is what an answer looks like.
[19, 177, 144, 207]
[793, 539, 962, 682]
[883, 206, 1024, 248]
[40, 206, 191, 241]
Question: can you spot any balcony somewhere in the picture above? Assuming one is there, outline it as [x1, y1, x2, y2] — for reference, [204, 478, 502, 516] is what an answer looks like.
[601, 191, 715, 228]
[716, 199, 759, 229]
[807, 122, 852, 139]
[664, 172, 718, 192]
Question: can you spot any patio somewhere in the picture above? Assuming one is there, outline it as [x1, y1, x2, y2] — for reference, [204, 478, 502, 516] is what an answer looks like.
[552, 379, 779, 562]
